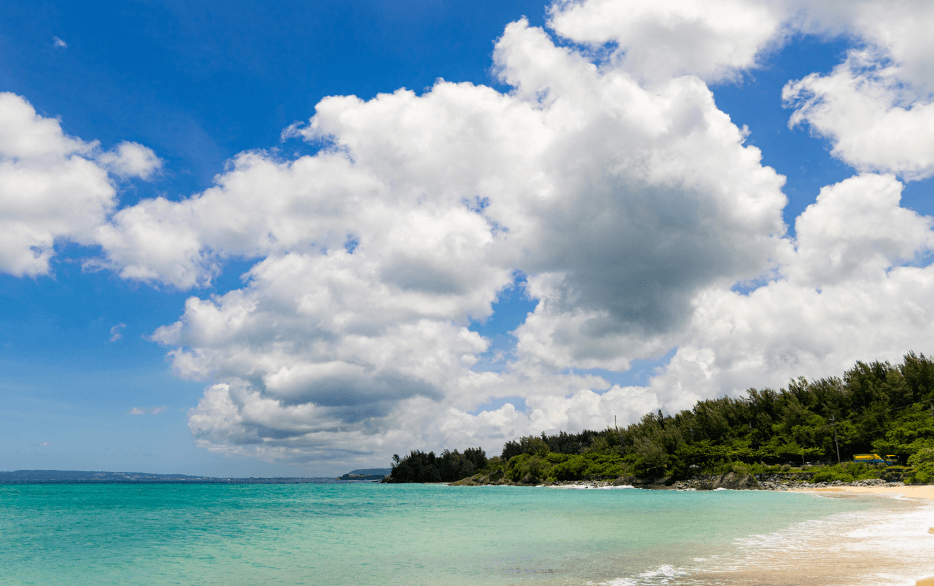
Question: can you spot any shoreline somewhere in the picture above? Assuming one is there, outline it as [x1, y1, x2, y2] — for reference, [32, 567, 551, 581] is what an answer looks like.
[684, 485, 934, 586]
[797, 484, 934, 586]
[791, 484, 934, 501]
[536, 479, 934, 586]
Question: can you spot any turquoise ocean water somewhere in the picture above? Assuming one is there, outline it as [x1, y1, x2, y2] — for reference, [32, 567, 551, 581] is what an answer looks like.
[0, 483, 875, 586]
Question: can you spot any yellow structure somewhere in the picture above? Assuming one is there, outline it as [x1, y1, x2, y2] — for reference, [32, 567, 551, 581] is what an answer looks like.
[853, 454, 896, 465]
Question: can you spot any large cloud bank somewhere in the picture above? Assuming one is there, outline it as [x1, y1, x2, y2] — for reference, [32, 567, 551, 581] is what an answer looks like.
[3, 0, 934, 470]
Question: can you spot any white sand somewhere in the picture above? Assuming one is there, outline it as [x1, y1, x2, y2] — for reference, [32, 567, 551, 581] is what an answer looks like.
[664, 486, 934, 586]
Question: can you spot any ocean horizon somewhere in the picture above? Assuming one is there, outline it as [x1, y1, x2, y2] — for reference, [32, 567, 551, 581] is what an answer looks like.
[2, 481, 931, 585]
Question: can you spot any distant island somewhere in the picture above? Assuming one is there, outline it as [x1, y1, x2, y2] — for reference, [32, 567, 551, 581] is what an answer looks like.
[384, 352, 934, 488]
[0, 468, 394, 484]
[0, 470, 335, 484]
[337, 468, 391, 481]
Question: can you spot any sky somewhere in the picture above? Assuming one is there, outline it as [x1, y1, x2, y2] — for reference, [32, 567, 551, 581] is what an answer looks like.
[2, 0, 934, 477]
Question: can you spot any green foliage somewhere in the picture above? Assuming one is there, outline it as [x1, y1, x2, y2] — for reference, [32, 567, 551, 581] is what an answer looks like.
[549, 453, 624, 481]
[505, 453, 550, 484]
[809, 463, 880, 484]
[633, 437, 668, 477]
[908, 448, 934, 484]
[386, 447, 487, 483]
[501, 435, 551, 461]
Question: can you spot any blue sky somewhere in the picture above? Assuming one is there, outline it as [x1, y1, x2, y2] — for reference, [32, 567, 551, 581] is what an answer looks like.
[3, 0, 934, 476]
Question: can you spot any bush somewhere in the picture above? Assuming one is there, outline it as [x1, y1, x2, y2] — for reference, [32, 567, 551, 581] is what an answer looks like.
[808, 462, 879, 484]
[551, 455, 589, 481]
[633, 438, 669, 477]
[811, 469, 855, 483]
[908, 448, 934, 484]
[505, 453, 551, 484]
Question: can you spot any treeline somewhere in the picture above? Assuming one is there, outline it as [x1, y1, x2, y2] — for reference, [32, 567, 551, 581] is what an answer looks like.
[385, 352, 934, 484]
[383, 447, 488, 483]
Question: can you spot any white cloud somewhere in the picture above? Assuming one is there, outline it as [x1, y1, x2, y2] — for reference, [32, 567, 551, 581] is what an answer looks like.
[52, 37, 67, 49]
[106, 15, 791, 467]
[109, 323, 126, 342]
[98, 142, 162, 180]
[128, 406, 167, 415]
[548, 0, 788, 84]
[784, 49, 934, 181]
[782, 2, 934, 180]
[0, 93, 161, 277]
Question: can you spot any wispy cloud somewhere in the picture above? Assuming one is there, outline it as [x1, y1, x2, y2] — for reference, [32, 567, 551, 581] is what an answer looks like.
[37, 441, 53, 447]
[52, 37, 67, 49]
[109, 323, 126, 342]
[129, 406, 166, 415]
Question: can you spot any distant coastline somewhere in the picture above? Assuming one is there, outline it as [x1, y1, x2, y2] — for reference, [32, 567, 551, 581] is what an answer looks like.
[0, 470, 338, 485]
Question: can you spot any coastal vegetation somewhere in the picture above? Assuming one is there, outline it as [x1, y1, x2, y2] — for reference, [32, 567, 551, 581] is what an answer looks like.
[384, 447, 488, 482]
[385, 352, 934, 485]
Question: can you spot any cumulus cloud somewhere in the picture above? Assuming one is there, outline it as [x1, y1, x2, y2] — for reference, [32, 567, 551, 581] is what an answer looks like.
[784, 50, 934, 181]
[0, 93, 161, 277]
[52, 37, 67, 49]
[108, 12, 791, 468]
[548, 0, 788, 83]
[98, 142, 161, 180]
[782, 2, 934, 180]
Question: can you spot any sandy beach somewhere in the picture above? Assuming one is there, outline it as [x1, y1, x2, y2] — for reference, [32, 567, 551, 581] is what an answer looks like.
[799, 486, 934, 586]
[664, 485, 934, 586]
[797, 484, 934, 501]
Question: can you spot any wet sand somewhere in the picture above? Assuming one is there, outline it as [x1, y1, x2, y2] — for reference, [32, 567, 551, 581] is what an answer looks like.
[795, 484, 934, 501]
[664, 486, 934, 586]
[798, 486, 934, 586]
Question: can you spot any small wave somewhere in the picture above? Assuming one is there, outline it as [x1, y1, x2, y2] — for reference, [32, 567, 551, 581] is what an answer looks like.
[598, 564, 688, 586]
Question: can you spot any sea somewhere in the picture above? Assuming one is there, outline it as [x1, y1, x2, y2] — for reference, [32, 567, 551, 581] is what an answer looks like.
[1, 481, 932, 586]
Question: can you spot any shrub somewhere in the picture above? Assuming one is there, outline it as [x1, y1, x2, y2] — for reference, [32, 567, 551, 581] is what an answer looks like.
[505, 453, 551, 484]
[551, 455, 589, 481]
[908, 448, 934, 484]
[808, 462, 879, 484]
[633, 438, 669, 477]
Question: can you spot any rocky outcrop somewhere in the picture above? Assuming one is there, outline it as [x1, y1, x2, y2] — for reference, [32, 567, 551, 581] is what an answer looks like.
[713, 471, 759, 490]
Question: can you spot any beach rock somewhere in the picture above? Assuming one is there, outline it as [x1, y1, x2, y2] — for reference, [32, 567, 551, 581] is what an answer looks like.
[712, 471, 759, 490]
[612, 475, 637, 487]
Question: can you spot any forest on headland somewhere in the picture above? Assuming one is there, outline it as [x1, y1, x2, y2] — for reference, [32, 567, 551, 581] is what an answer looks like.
[384, 352, 934, 486]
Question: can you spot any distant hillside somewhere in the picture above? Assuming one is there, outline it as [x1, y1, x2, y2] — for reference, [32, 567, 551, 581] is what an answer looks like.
[0, 470, 334, 484]
[345, 468, 391, 476]
[338, 468, 391, 480]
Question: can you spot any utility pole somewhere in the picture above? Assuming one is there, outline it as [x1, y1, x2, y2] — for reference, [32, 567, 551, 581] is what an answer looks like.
[831, 415, 841, 464]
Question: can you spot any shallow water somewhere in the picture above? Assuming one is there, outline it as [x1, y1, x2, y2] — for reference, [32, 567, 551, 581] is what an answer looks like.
[0, 483, 916, 585]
